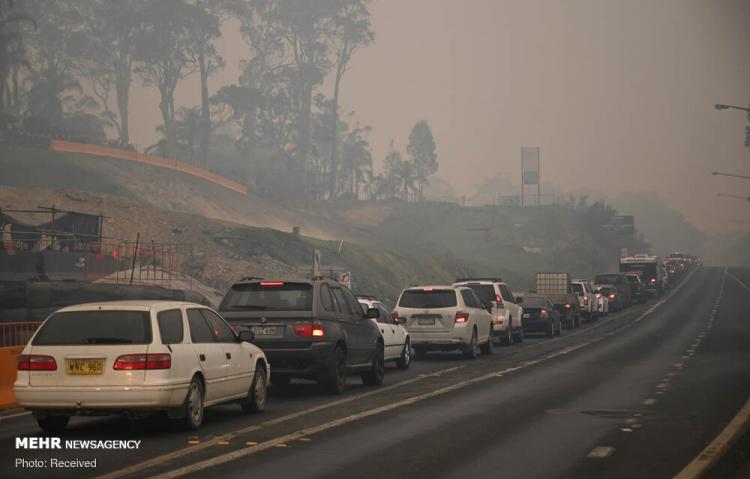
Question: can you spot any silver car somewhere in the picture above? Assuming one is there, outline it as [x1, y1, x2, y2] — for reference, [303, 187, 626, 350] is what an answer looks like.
[393, 286, 494, 359]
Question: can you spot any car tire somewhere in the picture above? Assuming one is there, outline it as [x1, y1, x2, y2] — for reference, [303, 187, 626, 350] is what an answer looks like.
[480, 329, 494, 355]
[396, 339, 411, 369]
[514, 324, 524, 343]
[361, 342, 385, 386]
[545, 320, 554, 337]
[502, 324, 513, 346]
[241, 364, 267, 413]
[37, 415, 69, 434]
[183, 376, 205, 430]
[462, 328, 479, 359]
[324, 345, 347, 395]
[556, 320, 563, 336]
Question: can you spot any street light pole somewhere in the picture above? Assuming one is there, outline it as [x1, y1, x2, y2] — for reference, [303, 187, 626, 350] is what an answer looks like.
[714, 103, 750, 112]
[712, 171, 750, 180]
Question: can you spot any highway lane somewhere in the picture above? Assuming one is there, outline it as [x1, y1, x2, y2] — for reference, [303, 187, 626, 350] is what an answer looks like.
[4, 267, 746, 479]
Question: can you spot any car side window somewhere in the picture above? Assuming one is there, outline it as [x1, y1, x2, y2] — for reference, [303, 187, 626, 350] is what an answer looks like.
[320, 284, 335, 312]
[331, 288, 352, 314]
[378, 305, 392, 324]
[341, 287, 364, 318]
[187, 309, 216, 343]
[200, 309, 236, 343]
[500, 285, 514, 302]
[157, 309, 184, 344]
[460, 290, 476, 308]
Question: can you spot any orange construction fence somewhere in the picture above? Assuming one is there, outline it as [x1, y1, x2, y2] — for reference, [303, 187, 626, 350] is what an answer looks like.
[50, 139, 248, 196]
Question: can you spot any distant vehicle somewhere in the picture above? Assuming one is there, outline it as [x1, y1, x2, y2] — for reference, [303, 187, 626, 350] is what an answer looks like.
[594, 287, 610, 316]
[594, 273, 632, 308]
[14, 301, 269, 433]
[625, 273, 648, 303]
[452, 278, 524, 345]
[594, 284, 621, 312]
[357, 296, 411, 369]
[534, 272, 581, 328]
[620, 254, 663, 297]
[520, 294, 562, 337]
[219, 278, 384, 394]
[394, 285, 494, 359]
[572, 279, 599, 321]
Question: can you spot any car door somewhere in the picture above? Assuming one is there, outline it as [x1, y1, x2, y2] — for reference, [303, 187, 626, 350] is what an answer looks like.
[341, 287, 377, 366]
[200, 308, 254, 398]
[154, 309, 194, 391]
[186, 308, 229, 402]
[374, 303, 400, 359]
[499, 285, 519, 328]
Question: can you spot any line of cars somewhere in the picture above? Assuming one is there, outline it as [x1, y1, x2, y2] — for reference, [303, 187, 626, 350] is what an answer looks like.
[13, 252, 699, 432]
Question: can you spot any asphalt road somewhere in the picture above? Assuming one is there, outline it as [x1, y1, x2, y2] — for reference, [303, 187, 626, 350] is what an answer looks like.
[1, 266, 748, 479]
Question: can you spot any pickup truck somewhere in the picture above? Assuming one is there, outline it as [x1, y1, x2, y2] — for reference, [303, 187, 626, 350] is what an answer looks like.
[535, 272, 581, 328]
[572, 279, 599, 322]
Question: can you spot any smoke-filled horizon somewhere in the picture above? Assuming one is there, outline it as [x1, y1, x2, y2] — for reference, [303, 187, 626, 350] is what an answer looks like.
[123, 0, 750, 238]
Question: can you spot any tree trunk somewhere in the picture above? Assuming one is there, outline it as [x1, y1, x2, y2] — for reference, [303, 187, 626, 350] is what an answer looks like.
[197, 52, 211, 169]
[115, 77, 130, 147]
[159, 95, 176, 159]
[329, 68, 343, 199]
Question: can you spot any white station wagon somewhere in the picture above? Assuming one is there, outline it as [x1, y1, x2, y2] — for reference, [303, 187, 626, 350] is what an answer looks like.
[14, 300, 269, 432]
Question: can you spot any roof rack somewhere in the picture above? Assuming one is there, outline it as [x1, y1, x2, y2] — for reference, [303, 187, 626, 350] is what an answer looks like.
[454, 277, 503, 283]
[355, 294, 378, 300]
[239, 276, 264, 282]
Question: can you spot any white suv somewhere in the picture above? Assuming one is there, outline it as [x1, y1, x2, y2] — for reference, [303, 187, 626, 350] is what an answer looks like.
[393, 285, 493, 359]
[357, 295, 411, 369]
[14, 300, 269, 433]
[572, 280, 598, 321]
[452, 278, 524, 345]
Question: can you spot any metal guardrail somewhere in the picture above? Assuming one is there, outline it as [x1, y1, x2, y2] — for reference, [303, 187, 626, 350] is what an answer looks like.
[0, 321, 42, 347]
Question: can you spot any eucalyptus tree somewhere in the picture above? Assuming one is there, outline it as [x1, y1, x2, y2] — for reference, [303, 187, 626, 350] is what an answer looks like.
[0, 0, 34, 128]
[406, 120, 438, 201]
[134, 0, 197, 159]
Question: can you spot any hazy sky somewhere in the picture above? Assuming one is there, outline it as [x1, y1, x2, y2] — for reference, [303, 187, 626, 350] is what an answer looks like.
[128, 0, 750, 236]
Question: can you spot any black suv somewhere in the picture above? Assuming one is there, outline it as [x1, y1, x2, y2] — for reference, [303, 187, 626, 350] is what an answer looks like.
[219, 277, 384, 394]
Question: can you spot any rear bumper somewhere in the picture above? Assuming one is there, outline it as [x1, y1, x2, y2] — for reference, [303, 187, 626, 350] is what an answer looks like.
[257, 341, 337, 379]
[522, 319, 553, 333]
[410, 330, 470, 350]
[13, 383, 187, 411]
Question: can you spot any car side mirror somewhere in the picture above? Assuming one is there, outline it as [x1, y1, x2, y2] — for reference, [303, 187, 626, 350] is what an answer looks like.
[238, 329, 255, 343]
[366, 307, 379, 319]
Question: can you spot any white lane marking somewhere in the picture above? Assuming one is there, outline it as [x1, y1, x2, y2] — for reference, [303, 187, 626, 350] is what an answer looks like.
[97, 364, 464, 479]
[587, 446, 615, 459]
[674, 398, 750, 479]
[726, 271, 750, 292]
[0, 411, 32, 420]
[148, 294, 681, 479]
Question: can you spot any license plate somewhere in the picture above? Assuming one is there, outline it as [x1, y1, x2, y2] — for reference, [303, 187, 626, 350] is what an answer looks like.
[418, 318, 435, 325]
[252, 326, 282, 336]
[67, 359, 104, 375]
[523, 313, 530, 318]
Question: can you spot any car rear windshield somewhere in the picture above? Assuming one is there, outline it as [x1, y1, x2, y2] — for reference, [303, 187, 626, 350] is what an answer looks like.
[572, 283, 584, 293]
[398, 290, 457, 308]
[522, 297, 547, 308]
[595, 274, 620, 284]
[32, 311, 152, 345]
[465, 285, 496, 304]
[221, 282, 313, 311]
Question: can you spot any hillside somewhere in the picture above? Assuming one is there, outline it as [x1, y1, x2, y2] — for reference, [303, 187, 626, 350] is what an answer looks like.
[0, 145, 645, 297]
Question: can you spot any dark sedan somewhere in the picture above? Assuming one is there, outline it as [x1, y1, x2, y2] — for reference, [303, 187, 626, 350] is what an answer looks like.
[521, 294, 561, 337]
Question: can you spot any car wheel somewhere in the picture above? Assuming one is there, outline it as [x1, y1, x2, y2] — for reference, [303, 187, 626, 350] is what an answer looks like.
[241, 364, 267, 413]
[514, 324, 524, 343]
[503, 323, 513, 346]
[480, 329, 494, 355]
[361, 342, 385, 386]
[396, 339, 411, 369]
[545, 320, 554, 337]
[36, 415, 69, 434]
[556, 319, 563, 336]
[324, 345, 347, 395]
[462, 328, 479, 359]
[183, 376, 205, 430]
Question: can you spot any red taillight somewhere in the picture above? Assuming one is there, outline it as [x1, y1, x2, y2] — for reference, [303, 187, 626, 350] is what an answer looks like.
[583, 297, 589, 306]
[391, 311, 399, 322]
[260, 281, 284, 287]
[454, 311, 469, 323]
[114, 353, 171, 370]
[540, 309, 549, 319]
[650, 278, 656, 283]
[293, 321, 325, 337]
[17, 355, 57, 371]
[564, 303, 571, 309]
[608, 293, 616, 299]
[495, 294, 504, 309]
